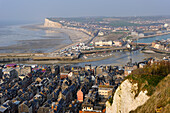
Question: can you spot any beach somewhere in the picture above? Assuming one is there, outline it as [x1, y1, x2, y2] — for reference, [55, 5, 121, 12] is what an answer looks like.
[23, 24, 92, 42]
[0, 24, 91, 53]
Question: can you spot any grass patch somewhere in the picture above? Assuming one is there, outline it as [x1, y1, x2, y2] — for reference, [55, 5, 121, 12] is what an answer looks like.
[126, 61, 170, 96]
[126, 36, 133, 39]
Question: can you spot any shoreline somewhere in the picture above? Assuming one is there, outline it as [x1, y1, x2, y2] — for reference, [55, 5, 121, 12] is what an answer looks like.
[0, 23, 92, 54]
[24, 24, 91, 42]
[23, 24, 92, 53]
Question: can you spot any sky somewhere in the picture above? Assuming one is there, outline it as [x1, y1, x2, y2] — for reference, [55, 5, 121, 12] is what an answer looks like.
[0, 0, 170, 23]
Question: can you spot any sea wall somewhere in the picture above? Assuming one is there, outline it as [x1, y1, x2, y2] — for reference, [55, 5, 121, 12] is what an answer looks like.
[106, 79, 150, 113]
[44, 18, 62, 28]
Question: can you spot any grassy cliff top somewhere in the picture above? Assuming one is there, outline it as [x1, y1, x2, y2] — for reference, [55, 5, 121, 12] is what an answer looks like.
[127, 61, 170, 96]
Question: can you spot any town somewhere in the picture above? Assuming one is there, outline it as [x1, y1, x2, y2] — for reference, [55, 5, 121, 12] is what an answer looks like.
[1, 0, 170, 112]
[45, 16, 170, 38]
[0, 56, 169, 113]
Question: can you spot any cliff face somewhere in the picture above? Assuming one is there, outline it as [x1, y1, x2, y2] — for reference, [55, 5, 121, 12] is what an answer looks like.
[106, 79, 150, 113]
[106, 62, 170, 113]
[130, 75, 170, 113]
[44, 18, 62, 28]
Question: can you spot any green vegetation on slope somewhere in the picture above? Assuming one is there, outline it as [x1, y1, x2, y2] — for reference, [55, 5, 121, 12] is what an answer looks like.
[130, 75, 170, 113]
[108, 93, 114, 106]
[108, 61, 170, 106]
[127, 61, 170, 96]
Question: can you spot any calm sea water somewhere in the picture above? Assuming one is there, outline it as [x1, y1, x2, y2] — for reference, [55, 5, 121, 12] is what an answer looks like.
[0, 21, 72, 52]
[0, 24, 44, 46]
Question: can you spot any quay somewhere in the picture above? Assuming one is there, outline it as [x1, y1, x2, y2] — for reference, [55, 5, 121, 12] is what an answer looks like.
[0, 47, 128, 63]
[131, 42, 151, 46]
[0, 57, 31, 63]
[32, 53, 81, 61]
[151, 48, 170, 54]
[0, 53, 45, 62]
[0, 52, 81, 62]
[81, 47, 128, 54]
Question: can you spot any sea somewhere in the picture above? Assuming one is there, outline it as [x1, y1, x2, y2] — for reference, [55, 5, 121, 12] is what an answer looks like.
[0, 21, 72, 53]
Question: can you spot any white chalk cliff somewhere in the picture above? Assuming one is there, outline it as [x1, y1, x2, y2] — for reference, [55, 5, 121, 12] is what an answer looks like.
[44, 18, 62, 28]
[106, 79, 150, 113]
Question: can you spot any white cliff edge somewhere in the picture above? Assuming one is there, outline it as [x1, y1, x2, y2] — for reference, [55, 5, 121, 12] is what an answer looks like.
[106, 79, 150, 113]
[44, 18, 62, 28]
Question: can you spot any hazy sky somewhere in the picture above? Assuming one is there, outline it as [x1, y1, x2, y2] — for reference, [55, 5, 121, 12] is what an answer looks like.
[0, 0, 170, 22]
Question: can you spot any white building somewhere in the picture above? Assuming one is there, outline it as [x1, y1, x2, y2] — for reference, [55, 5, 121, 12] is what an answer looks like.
[95, 40, 113, 46]
[131, 32, 138, 36]
[98, 85, 113, 98]
[138, 33, 144, 37]
[98, 31, 104, 36]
